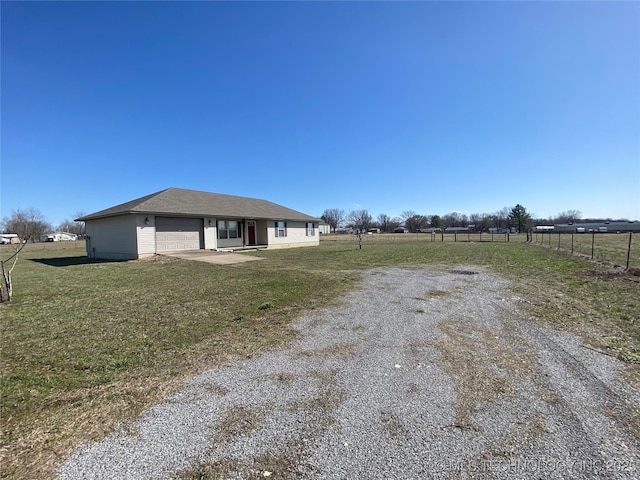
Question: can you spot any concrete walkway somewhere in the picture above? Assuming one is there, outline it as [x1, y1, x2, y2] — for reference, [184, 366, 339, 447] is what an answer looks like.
[160, 250, 264, 265]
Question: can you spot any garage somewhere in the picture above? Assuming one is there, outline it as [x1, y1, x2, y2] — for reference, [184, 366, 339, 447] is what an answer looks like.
[155, 217, 203, 252]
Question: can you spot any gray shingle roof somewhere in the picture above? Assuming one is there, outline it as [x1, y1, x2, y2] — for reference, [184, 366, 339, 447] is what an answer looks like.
[77, 188, 321, 222]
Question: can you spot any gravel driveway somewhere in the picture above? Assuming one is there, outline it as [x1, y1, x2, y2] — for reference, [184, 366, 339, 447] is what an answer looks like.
[59, 266, 640, 479]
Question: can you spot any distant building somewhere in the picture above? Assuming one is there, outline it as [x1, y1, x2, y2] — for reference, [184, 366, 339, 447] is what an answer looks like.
[554, 221, 640, 233]
[318, 222, 331, 235]
[40, 232, 78, 242]
[0, 234, 20, 244]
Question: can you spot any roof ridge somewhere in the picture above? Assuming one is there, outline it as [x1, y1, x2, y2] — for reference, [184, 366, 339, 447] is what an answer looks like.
[77, 188, 321, 222]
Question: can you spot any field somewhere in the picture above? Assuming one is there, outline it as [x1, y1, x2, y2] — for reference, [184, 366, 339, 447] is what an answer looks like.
[2, 238, 639, 479]
[531, 231, 640, 269]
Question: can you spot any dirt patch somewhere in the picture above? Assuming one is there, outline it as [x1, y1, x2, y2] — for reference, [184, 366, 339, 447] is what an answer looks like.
[437, 323, 512, 429]
[296, 342, 356, 358]
[213, 406, 266, 444]
[449, 269, 479, 275]
[380, 410, 410, 440]
[576, 269, 640, 282]
[437, 317, 539, 429]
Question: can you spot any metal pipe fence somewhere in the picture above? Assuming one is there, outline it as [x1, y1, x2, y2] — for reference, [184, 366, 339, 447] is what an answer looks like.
[320, 232, 511, 244]
[530, 231, 639, 269]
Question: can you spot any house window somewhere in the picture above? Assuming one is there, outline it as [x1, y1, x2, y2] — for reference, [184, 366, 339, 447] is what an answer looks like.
[306, 222, 315, 236]
[218, 220, 227, 239]
[218, 220, 241, 239]
[275, 221, 287, 237]
[228, 221, 239, 239]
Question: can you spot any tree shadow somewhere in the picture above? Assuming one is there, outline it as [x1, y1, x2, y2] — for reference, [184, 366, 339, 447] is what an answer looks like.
[31, 257, 126, 267]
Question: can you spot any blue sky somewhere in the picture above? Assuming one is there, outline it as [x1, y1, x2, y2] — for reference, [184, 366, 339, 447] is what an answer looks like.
[2, 1, 639, 226]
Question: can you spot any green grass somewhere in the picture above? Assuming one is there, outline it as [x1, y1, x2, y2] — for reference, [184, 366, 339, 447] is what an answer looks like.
[531, 231, 640, 269]
[1, 238, 639, 479]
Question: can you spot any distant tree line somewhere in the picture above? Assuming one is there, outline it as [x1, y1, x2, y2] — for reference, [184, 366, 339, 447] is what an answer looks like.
[0, 209, 86, 302]
[320, 206, 623, 235]
[1, 208, 85, 241]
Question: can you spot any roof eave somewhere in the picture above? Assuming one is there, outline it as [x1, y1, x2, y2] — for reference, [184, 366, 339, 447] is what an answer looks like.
[77, 211, 321, 223]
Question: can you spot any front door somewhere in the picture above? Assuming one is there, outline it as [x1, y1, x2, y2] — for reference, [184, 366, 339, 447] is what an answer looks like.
[248, 221, 256, 245]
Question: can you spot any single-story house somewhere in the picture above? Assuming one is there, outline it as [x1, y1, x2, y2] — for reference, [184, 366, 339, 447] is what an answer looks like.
[76, 188, 322, 260]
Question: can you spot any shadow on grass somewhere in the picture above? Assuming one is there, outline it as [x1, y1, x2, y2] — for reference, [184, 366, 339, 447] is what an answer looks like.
[31, 256, 126, 267]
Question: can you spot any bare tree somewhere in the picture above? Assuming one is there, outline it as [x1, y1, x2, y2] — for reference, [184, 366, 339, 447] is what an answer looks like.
[321, 208, 345, 233]
[1, 207, 51, 242]
[472, 213, 493, 232]
[377, 213, 400, 233]
[346, 209, 372, 233]
[442, 212, 468, 228]
[553, 210, 582, 224]
[1, 241, 27, 302]
[377, 213, 390, 232]
[1, 208, 50, 302]
[404, 214, 428, 233]
[493, 207, 511, 231]
[58, 212, 85, 236]
[400, 210, 417, 223]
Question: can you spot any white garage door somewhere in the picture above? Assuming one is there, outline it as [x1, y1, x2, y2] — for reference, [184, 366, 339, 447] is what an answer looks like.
[155, 217, 203, 252]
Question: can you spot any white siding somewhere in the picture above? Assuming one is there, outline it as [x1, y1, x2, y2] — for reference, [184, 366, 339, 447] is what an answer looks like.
[85, 216, 138, 260]
[266, 221, 319, 249]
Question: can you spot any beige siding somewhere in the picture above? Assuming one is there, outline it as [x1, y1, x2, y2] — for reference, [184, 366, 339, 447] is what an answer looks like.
[136, 215, 156, 256]
[267, 221, 319, 249]
[216, 218, 244, 249]
[204, 218, 217, 250]
[255, 220, 269, 245]
[85, 216, 138, 260]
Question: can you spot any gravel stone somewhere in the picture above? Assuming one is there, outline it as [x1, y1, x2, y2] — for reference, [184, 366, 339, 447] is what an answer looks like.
[58, 266, 640, 479]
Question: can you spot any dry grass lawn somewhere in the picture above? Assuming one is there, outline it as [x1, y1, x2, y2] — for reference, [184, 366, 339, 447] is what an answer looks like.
[1, 237, 639, 479]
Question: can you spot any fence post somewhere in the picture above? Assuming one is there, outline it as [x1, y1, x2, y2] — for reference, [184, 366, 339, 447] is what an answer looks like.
[627, 232, 633, 270]
[557, 233, 561, 250]
[591, 231, 595, 259]
[571, 231, 574, 254]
